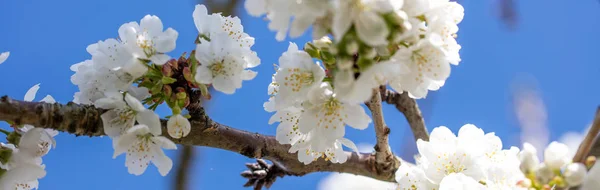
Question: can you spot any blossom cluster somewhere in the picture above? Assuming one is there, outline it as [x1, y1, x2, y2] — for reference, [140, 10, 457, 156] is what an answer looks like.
[0, 85, 57, 189]
[248, 0, 464, 102]
[518, 141, 594, 189]
[394, 124, 528, 189]
[66, 3, 262, 180]
[260, 0, 465, 164]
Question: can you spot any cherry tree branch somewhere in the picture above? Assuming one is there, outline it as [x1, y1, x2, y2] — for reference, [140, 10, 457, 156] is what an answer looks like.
[367, 88, 399, 172]
[577, 106, 600, 161]
[0, 95, 400, 183]
[379, 87, 430, 142]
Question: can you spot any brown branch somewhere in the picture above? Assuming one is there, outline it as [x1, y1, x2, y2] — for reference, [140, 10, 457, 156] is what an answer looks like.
[379, 87, 429, 142]
[174, 146, 195, 190]
[575, 107, 600, 162]
[366, 88, 399, 173]
[0, 95, 399, 183]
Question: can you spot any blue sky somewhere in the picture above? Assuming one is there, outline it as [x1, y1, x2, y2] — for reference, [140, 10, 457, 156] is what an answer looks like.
[0, 0, 599, 189]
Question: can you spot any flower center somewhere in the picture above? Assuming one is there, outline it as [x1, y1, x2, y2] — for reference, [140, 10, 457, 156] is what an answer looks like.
[209, 61, 230, 76]
[136, 30, 156, 57]
[283, 68, 314, 92]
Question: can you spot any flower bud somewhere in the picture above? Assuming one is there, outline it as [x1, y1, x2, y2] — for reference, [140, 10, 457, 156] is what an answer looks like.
[562, 163, 587, 186]
[162, 64, 173, 77]
[586, 156, 596, 168]
[363, 48, 377, 59]
[519, 142, 540, 173]
[544, 141, 570, 170]
[163, 85, 173, 98]
[313, 36, 332, 49]
[183, 67, 194, 83]
[345, 41, 359, 55]
[176, 91, 187, 100]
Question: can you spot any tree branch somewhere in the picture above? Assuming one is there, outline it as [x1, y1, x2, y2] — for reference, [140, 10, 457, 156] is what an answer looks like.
[379, 87, 429, 142]
[0, 95, 399, 183]
[367, 88, 399, 172]
[174, 146, 195, 190]
[576, 106, 600, 161]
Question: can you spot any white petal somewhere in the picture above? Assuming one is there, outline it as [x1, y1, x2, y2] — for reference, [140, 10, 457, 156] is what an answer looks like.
[339, 138, 359, 153]
[342, 104, 371, 130]
[355, 10, 389, 46]
[124, 93, 146, 112]
[140, 15, 164, 36]
[212, 76, 237, 94]
[152, 148, 173, 176]
[24, 83, 40, 102]
[195, 66, 214, 84]
[241, 70, 257, 80]
[136, 110, 162, 136]
[0, 51, 9, 64]
[154, 28, 178, 53]
[244, 0, 267, 16]
[332, 1, 353, 40]
[40, 95, 55, 103]
[154, 136, 177, 150]
[150, 54, 171, 65]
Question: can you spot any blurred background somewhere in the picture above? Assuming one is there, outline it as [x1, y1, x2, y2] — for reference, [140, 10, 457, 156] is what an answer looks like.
[0, 0, 599, 189]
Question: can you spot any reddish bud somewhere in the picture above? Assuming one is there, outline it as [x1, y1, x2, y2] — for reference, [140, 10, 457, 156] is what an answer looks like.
[162, 64, 173, 77]
[183, 67, 194, 83]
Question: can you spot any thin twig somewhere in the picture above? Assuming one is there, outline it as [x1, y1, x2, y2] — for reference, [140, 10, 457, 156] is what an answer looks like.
[174, 146, 196, 190]
[367, 88, 395, 166]
[379, 87, 429, 142]
[0, 96, 400, 182]
[573, 106, 600, 163]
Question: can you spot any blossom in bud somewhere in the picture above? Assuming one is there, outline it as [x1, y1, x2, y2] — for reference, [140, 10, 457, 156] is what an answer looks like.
[167, 114, 191, 139]
[562, 163, 587, 187]
[183, 67, 194, 83]
[586, 156, 596, 168]
[162, 63, 173, 77]
[544, 141, 570, 170]
[313, 36, 332, 49]
[345, 41, 359, 55]
[0, 51, 9, 64]
[519, 142, 540, 173]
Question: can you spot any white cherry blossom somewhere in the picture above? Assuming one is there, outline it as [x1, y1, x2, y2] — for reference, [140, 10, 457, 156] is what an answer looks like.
[273, 43, 325, 109]
[0, 51, 9, 64]
[113, 125, 177, 176]
[332, 0, 402, 46]
[194, 32, 258, 94]
[167, 114, 191, 139]
[298, 83, 371, 140]
[543, 141, 570, 170]
[389, 35, 452, 99]
[119, 15, 178, 66]
[0, 143, 46, 190]
[519, 142, 540, 173]
[95, 92, 161, 137]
